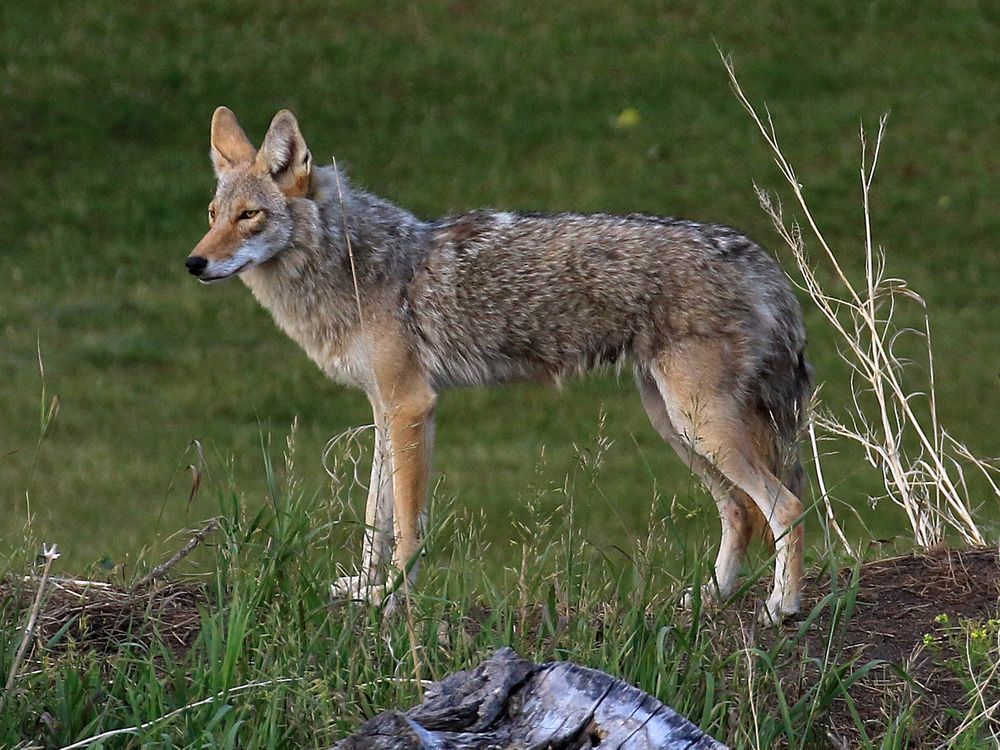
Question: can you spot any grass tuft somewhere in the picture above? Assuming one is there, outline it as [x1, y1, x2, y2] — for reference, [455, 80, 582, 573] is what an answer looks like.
[3, 431, 995, 748]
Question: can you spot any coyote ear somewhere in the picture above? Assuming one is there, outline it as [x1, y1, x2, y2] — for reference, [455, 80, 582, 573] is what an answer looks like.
[258, 110, 313, 197]
[210, 106, 256, 175]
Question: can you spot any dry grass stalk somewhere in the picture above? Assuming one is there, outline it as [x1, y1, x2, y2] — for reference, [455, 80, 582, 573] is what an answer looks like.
[722, 53, 994, 549]
[2, 544, 59, 709]
[808, 408, 855, 556]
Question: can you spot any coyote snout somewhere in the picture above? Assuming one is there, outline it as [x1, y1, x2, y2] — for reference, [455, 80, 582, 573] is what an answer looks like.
[185, 256, 208, 276]
[188, 106, 813, 625]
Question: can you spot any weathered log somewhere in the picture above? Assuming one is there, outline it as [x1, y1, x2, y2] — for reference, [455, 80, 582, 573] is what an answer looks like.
[334, 647, 729, 749]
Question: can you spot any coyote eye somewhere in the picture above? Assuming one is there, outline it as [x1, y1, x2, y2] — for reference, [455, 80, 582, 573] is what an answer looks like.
[238, 209, 262, 221]
[208, 206, 216, 225]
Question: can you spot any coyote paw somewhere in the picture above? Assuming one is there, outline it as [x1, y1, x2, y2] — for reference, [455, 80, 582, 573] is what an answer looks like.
[680, 584, 721, 612]
[758, 593, 801, 626]
[330, 575, 389, 605]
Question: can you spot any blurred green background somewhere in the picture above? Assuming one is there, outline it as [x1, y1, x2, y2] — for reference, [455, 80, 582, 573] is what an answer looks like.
[1, 1, 997, 572]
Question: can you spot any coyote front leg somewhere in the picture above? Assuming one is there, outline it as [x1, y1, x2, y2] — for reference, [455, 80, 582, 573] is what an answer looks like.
[386, 387, 436, 594]
[362, 422, 394, 585]
[331, 414, 394, 602]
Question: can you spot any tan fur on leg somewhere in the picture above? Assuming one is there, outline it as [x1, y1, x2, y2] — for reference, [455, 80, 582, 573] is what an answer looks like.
[636, 370, 751, 601]
[649, 343, 806, 622]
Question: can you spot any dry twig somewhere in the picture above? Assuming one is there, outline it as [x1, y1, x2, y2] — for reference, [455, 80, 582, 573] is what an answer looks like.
[137, 518, 220, 588]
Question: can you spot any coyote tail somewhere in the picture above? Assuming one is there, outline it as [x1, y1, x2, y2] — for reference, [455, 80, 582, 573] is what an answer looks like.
[768, 348, 813, 499]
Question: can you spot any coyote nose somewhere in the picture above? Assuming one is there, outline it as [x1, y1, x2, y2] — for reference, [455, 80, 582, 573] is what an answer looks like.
[186, 256, 208, 276]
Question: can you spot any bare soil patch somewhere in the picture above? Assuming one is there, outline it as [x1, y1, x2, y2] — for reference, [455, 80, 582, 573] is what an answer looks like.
[805, 547, 1000, 745]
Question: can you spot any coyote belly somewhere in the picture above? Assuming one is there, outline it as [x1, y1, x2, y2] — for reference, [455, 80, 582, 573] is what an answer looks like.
[187, 107, 812, 624]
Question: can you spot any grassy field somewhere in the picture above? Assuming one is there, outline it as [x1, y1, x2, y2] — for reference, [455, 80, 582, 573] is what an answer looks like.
[1, 2, 998, 746]
[2, 1, 997, 573]
[1, 456, 997, 748]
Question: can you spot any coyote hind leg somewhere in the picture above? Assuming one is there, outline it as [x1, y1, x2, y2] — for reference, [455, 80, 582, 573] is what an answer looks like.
[636, 369, 760, 603]
[647, 344, 805, 623]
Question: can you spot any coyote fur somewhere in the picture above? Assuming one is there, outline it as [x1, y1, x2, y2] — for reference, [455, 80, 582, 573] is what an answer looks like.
[187, 107, 812, 623]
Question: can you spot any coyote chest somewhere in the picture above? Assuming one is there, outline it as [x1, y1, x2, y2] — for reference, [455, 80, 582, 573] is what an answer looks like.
[241, 262, 375, 390]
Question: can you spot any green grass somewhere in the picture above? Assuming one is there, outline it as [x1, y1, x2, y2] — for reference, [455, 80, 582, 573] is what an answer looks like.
[1, 441, 994, 748]
[3, 5, 998, 744]
[2, 0, 997, 569]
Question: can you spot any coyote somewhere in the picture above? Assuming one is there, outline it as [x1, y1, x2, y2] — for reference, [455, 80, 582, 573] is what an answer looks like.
[187, 107, 812, 623]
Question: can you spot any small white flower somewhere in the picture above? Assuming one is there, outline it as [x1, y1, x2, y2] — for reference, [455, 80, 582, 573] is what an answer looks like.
[42, 543, 60, 561]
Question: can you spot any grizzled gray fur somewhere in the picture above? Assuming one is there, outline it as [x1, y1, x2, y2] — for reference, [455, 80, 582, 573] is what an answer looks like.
[188, 107, 812, 624]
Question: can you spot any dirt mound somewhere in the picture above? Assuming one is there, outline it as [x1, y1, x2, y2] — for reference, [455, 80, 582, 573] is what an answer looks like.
[806, 547, 1000, 744]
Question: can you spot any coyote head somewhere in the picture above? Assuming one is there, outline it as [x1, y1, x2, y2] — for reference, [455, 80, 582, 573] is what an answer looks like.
[186, 107, 312, 283]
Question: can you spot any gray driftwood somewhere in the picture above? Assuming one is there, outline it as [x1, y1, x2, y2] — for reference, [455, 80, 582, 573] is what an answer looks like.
[334, 647, 729, 749]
